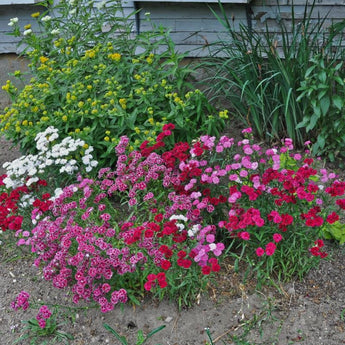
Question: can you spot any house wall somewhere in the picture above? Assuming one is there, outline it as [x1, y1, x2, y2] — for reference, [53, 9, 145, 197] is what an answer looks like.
[135, 0, 345, 56]
[0, 0, 343, 96]
[1, 1, 344, 56]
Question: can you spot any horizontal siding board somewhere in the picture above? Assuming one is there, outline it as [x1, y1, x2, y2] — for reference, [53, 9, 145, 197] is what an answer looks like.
[0, 0, 344, 56]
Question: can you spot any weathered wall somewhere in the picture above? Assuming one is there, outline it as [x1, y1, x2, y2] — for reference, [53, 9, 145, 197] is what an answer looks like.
[136, 0, 345, 56]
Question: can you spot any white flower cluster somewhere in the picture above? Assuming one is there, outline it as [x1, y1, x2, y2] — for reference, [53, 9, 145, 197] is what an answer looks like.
[8, 17, 18, 27]
[41, 15, 51, 22]
[2, 126, 98, 189]
[169, 214, 200, 237]
[23, 29, 32, 36]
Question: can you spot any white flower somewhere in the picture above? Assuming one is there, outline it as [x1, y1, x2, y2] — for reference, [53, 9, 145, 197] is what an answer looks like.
[51, 29, 60, 35]
[8, 17, 18, 26]
[82, 155, 90, 165]
[41, 15, 51, 22]
[69, 8, 77, 15]
[23, 29, 32, 36]
[26, 177, 39, 186]
[52, 188, 63, 199]
[169, 214, 188, 222]
[209, 243, 217, 251]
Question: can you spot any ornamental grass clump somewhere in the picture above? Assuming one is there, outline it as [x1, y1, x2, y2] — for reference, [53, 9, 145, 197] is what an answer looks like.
[202, 1, 345, 156]
[1, 0, 224, 168]
[15, 124, 345, 310]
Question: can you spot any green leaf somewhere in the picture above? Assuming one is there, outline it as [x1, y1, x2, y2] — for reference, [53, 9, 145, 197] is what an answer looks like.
[142, 325, 166, 344]
[316, 134, 326, 149]
[318, 70, 327, 83]
[306, 113, 319, 132]
[103, 323, 128, 345]
[320, 96, 330, 116]
[322, 221, 345, 244]
[333, 95, 344, 110]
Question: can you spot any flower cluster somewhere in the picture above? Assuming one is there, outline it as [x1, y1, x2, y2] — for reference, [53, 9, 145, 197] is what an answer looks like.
[0, 174, 49, 232]
[11, 291, 30, 311]
[36, 305, 52, 329]
[1, 0, 224, 167]
[2, 126, 97, 189]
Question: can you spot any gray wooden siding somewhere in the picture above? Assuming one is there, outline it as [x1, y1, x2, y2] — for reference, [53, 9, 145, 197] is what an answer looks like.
[136, 0, 345, 56]
[0, 0, 344, 55]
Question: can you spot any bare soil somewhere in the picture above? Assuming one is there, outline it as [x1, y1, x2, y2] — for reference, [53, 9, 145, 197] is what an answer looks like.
[1, 135, 345, 345]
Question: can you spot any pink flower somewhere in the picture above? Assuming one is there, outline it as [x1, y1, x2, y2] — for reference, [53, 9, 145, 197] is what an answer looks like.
[273, 233, 283, 243]
[265, 242, 276, 256]
[256, 247, 265, 257]
[241, 128, 252, 134]
[240, 231, 250, 240]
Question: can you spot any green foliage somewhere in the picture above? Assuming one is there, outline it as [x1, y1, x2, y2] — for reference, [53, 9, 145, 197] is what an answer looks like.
[13, 308, 74, 345]
[322, 221, 345, 244]
[201, 0, 345, 149]
[103, 323, 165, 345]
[1, 0, 224, 168]
[297, 54, 345, 162]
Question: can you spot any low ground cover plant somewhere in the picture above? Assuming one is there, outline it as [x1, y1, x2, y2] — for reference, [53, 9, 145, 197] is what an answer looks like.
[1, 0, 224, 168]
[3, 124, 344, 314]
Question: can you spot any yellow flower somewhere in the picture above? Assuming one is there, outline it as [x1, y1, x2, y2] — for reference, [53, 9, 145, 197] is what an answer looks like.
[219, 110, 229, 119]
[62, 115, 68, 122]
[85, 49, 96, 58]
[105, 130, 111, 135]
[24, 24, 31, 30]
[108, 53, 121, 62]
[83, 143, 88, 149]
[146, 53, 154, 64]
[75, 128, 80, 133]
[22, 120, 28, 126]
[1, 83, 10, 92]
[119, 98, 127, 110]
[31, 12, 40, 18]
[78, 101, 84, 108]
[104, 136, 110, 142]
[134, 127, 140, 134]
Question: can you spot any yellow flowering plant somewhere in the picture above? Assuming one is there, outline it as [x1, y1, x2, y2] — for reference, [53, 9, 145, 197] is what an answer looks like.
[1, 0, 225, 168]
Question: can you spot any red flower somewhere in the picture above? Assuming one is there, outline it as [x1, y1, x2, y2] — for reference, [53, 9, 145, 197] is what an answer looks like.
[201, 266, 211, 275]
[326, 212, 339, 224]
[161, 260, 171, 270]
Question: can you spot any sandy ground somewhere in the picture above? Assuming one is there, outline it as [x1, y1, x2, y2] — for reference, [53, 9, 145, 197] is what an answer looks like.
[1, 136, 345, 345]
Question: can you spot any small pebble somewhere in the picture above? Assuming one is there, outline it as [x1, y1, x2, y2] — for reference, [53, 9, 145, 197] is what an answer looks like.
[165, 316, 173, 323]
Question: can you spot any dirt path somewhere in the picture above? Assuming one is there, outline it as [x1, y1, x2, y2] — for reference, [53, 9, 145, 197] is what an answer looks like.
[1, 137, 345, 345]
